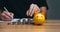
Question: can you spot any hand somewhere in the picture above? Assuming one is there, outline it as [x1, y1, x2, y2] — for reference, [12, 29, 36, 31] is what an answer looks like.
[26, 4, 40, 17]
[1, 11, 14, 20]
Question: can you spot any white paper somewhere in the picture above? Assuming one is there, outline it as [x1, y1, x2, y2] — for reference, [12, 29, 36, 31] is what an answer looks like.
[11, 19, 20, 22]
[0, 19, 20, 22]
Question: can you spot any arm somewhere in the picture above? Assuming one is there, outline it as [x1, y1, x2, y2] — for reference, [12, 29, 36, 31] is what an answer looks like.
[0, 0, 4, 19]
[0, 9, 3, 19]
[26, 0, 48, 18]
[0, 0, 14, 20]
[37, 0, 48, 18]
[40, 7, 47, 16]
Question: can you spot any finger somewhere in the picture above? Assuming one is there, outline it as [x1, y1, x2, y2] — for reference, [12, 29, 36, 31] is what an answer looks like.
[29, 4, 35, 16]
[26, 10, 29, 16]
[30, 4, 40, 16]
[30, 6, 36, 16]
[34, 4, 40, 12]
[4, 12, 13, 19]
[10, 12, 14, 16]
[1, 16, 12, 20]
[30, 8, 35, 16]
[1, 13, 12, 19]
[1, 12, 13, 20]
[10, 12, 14, 18]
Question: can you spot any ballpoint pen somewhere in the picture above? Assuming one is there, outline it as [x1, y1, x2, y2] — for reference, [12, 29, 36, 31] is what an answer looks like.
[4, 7, 9, 12]
[4, 7, 10, 15]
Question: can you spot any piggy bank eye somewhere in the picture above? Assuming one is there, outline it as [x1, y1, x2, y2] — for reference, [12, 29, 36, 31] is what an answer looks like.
[41, 16, 42, 17]
[37, 16, 38, 18]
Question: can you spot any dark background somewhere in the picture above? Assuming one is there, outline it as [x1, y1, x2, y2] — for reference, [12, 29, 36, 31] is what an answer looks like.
[47, 0, 60, 19]
[0, 0, 60, 19]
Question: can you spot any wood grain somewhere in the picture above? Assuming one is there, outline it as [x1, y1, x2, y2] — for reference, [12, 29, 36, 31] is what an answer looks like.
[0, 20, 60, 32]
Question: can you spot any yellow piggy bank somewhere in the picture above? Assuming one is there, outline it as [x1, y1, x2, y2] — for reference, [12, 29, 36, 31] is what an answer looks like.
[33, 12, 45, 25]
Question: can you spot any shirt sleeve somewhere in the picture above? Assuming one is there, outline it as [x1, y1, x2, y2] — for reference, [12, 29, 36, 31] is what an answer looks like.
[33, 0, 48, 10]
[0, 0, 4, 10]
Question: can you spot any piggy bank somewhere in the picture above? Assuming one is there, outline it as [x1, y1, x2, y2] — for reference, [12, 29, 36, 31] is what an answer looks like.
[33, 12, 45, 25]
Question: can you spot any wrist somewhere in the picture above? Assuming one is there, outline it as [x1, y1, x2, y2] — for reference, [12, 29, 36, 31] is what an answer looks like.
[0, 9, 4, 19]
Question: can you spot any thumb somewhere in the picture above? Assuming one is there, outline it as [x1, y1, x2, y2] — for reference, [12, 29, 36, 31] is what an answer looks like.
[10, 12, 14, 16]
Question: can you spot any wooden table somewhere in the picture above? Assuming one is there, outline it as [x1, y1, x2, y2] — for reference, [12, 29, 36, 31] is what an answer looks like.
[0, 20, 60, 32]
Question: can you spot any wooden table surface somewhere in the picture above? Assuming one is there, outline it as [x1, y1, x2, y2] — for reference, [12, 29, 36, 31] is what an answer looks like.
[0, 20, 60, 32]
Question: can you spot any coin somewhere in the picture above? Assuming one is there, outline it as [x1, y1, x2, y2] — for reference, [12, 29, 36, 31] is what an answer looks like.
[17, 20, 21, 25]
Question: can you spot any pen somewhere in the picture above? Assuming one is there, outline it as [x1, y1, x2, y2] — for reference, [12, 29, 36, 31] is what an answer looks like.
[4, 7, 10, 14]
[4, 7, 9, 12]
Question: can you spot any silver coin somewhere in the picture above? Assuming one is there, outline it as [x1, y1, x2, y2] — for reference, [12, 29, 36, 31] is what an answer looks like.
[22, 18, 28, 24]
[28, 18, 31, 24]
[30, 19, 34, 24]
[17, 20, 21, 25]
[20, 19, 24, 24]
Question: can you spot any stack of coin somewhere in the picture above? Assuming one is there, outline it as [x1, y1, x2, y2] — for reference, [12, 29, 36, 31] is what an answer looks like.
[22, 18, 34, 24]
[7, 18, 34, 25]
[17, 20, 21, 25]
[29, 19, 34, 24]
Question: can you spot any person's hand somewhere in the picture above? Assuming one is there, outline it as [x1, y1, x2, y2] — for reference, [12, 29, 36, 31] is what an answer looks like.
[26, 4, 40, 17]
[1, 11, 14, 20]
